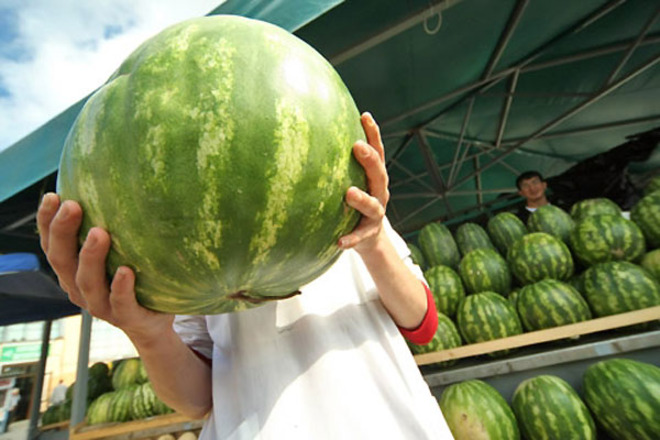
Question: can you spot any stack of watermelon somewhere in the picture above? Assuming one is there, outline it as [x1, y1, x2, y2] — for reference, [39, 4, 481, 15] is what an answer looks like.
[438, 357, 659, 440]
[406, 191, 660, 361]
[41, 362, 113, 428]
[84, 357, 174, 426]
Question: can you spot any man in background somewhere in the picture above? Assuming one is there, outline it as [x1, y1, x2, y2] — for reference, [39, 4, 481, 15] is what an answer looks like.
[50, 380, 67, 405]
[514, 170, 550, 223]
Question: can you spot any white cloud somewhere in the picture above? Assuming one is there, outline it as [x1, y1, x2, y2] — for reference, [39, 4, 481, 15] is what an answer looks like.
[0, 0, 223, 151]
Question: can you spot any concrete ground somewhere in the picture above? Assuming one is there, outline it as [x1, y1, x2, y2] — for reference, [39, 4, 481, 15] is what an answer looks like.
[0, 420, 28, 440]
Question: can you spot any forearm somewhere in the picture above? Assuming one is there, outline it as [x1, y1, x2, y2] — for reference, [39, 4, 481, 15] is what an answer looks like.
[128, 328, 212, 419]
[358, 230, 427, 329]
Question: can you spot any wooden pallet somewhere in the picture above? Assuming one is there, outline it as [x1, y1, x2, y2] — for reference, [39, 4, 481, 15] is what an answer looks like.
[415, 305, 660, 366]
[69, 413, 206, 440]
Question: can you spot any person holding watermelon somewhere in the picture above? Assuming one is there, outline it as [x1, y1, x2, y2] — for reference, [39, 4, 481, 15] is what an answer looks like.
[37, 112, 453, 438]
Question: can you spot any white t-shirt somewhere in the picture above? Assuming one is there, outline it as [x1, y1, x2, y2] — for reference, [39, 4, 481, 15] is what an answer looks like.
[173, 221, 453, 439]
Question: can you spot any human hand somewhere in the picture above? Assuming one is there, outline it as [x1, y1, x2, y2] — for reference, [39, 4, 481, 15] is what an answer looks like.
[339, 112, 390, 255]
[37, 193, 173, 343]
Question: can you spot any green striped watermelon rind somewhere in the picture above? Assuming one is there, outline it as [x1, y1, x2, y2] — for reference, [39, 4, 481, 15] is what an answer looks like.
[456, 291, 523, 357]
[418, 222, 460, 269]
[407, 312, 462, 365]
[640, 249, 660, 283]
[458, 248, 512, 296]
[516, 279, 592, 331]
[454, 222, 496, 256]
[583, 358, 660, 440]
[631, 190, 660, 249]
[507, 232, 574, 285]
[582, 261, 660, 318]
[570, 198, 621, 221]
[570, 214, 646, 267]
[487, 212, 528, 255]
[527, 204, 575, 243]
[512, 375, 596, 440]
[439, 379, 520, 440]
[56, 15, 366, 315]
[424, 265, 465, 318]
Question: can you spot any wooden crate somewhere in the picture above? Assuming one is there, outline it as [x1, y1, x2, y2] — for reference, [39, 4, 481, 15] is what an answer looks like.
[415, 305, 660, 366]
[40, 420, 70, 432]
[69, 413, 205, 440]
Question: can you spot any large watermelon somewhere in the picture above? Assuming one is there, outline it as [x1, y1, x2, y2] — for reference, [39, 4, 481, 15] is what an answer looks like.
[439, 380, 520, 440]
[631, 190, 660, 249]
[456, 292, 522, 357]
[570, 214, 646, 266]
[516, 279, 592, 331]
[424, 265, 465, 317]
[527, 204, 575, 243]
[418, 222, 460, 268]
[487, 212, 527, 255]
[458, 248, 511, 296]
[570, 198, 621, 221]
[640, 249, 660, 282]
[407, 312, 462, 365]
[454, 222, 496, 256]
[582, 261, 660, 317]
[56, 16, 366, 314]
[583, 358, 660, 440]
[507, 232, 574, 285]
[512, 375, 596, 440]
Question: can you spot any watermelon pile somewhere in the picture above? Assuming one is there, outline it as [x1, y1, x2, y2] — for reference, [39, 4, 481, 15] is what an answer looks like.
[407, 195, 660, 363]
[43, 357, 176, 428]
[85, 357, 174, 426]
[439, 357, 659, 440]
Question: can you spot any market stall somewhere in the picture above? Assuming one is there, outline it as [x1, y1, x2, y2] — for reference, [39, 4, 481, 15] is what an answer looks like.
[0, 1, 658, 439]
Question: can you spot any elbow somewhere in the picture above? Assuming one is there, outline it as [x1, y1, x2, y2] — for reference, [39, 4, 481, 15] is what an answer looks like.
[176, 403, 212, 420]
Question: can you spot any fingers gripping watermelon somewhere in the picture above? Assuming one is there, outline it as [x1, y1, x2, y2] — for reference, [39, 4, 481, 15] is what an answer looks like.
[57, 16, 366, 314]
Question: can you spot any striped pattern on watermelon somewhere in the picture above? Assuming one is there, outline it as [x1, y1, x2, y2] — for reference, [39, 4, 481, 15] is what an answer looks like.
[570, 198, 621, 221]
[86, 392, 114, 425]
[424, 265, 465, 317]
[640, 249, 660, 283]
[407, 242, 427, 271]
[108, 388, 135, 423]
[418, 222, 460, 268]
[527, 204, 575, 243]
[112, 358, 147, 390]
[407, 312, 462, 364]
[570, 214, 646, 266]
[517, 279, 592, 331]
[583, 358, 660, 440]
[582, 261, 660, 317]
[507, 232, 574, 285]
[631, 190, 660, 249]
[439, 380, 520, 440]
[56, 16, 366, 314]
[512, 375, 596, 440]
[454, 222, 495, 256]
[456, 292, 522, 357]
[458, 248, 511, 296]
[487, 212, 527, 255]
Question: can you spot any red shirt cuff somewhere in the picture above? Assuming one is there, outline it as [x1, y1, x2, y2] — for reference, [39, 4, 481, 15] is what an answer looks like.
[398, 281, 438, 345]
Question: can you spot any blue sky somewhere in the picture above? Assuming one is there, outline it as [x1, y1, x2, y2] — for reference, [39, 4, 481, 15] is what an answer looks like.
[0, 0, 223, 152]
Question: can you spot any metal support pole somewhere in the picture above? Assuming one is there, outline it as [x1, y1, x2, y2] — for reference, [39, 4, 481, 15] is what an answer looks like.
[27, 321, 51, 440]
[449, 54, 660, 191]
[70, 311, 92, 430]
